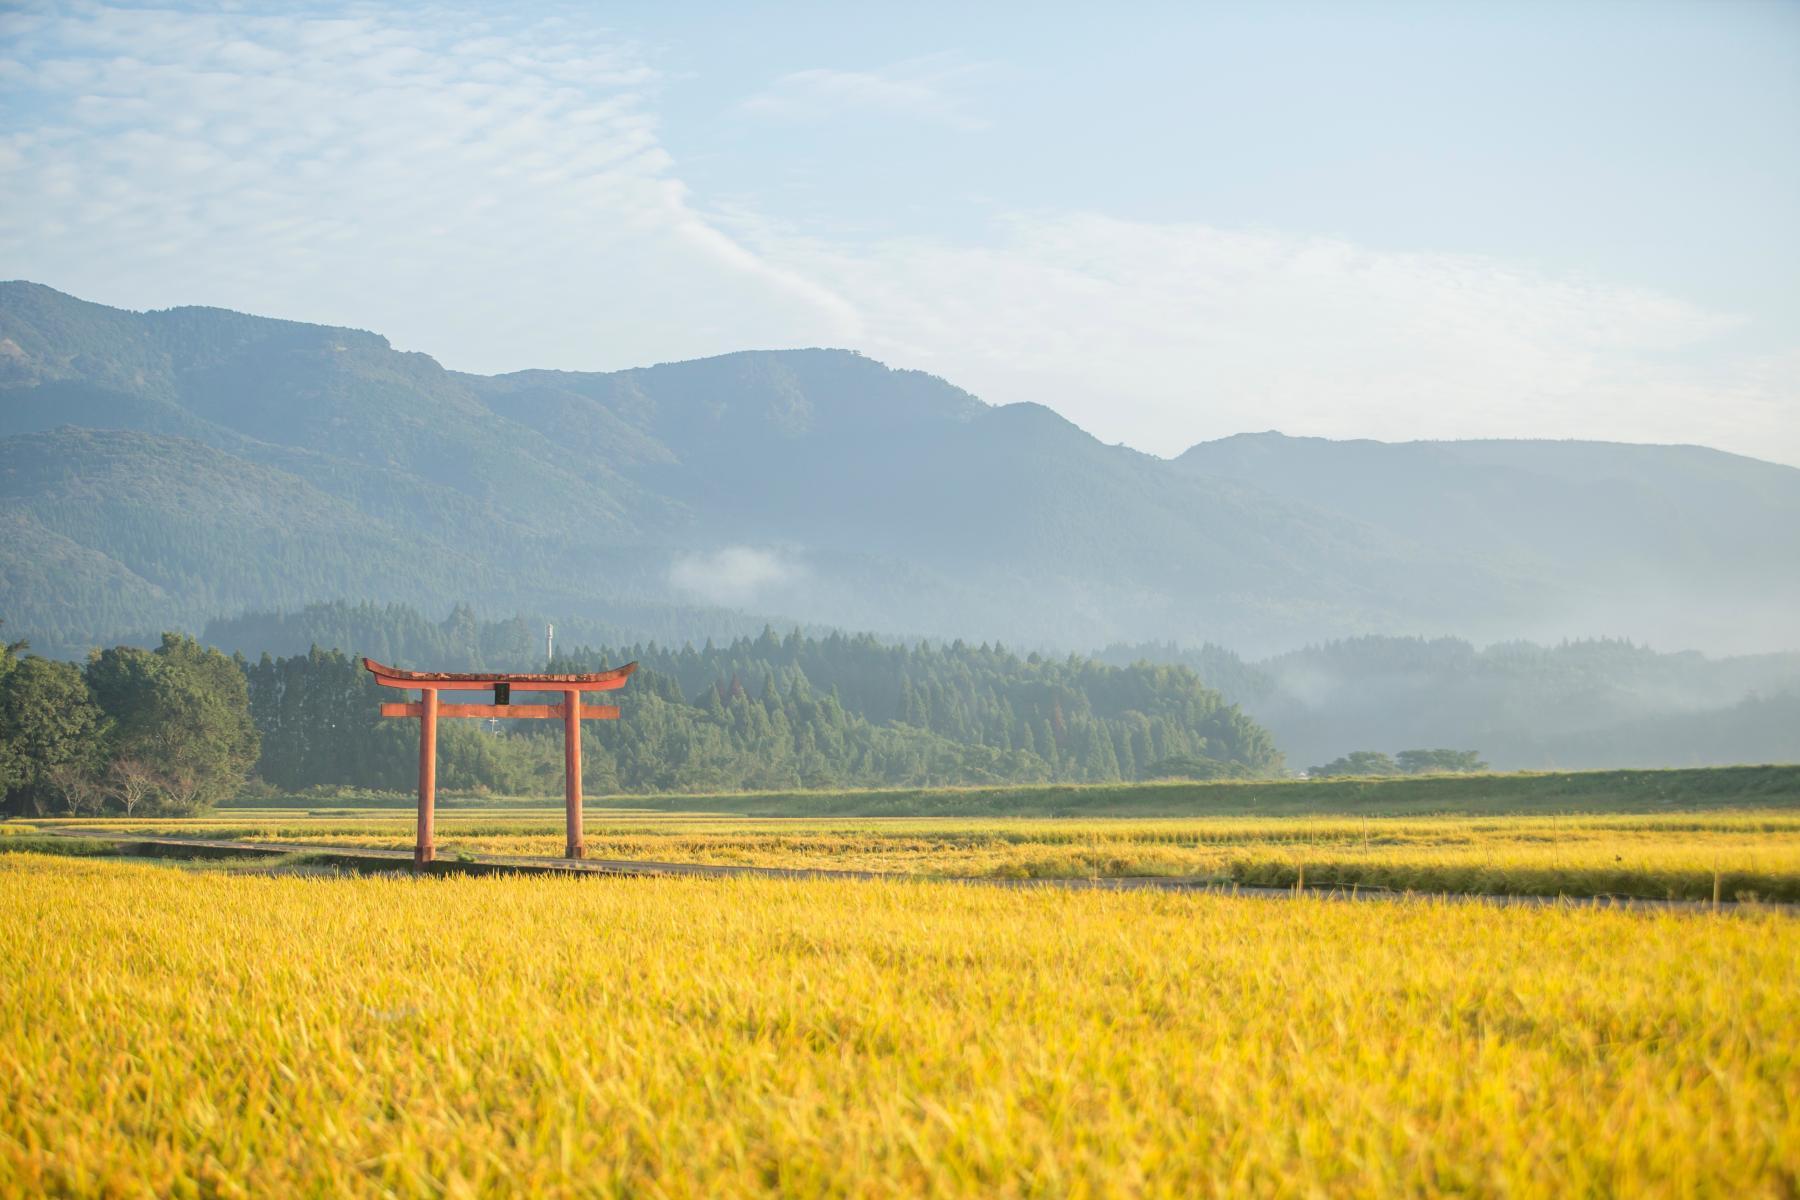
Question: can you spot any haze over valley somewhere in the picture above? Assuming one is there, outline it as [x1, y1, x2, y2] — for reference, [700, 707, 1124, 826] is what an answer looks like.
[5, 281, 1796, 771]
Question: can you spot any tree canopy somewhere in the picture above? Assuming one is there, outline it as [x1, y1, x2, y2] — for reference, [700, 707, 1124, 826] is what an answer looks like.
[1, 631, 259, 816]
[1310, 748, 1487, 778]
[0, 632, 108, 814]
[84, 635, 260, 811]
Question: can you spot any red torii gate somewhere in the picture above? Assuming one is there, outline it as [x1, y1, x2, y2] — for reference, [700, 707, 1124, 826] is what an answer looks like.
[363, 658, 637, 865]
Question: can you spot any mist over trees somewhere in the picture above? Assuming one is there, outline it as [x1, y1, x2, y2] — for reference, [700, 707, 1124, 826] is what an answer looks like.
[1099, 636, 1800, 771]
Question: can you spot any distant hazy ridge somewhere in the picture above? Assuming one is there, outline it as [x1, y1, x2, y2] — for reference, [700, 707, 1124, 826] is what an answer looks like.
[4, 280, 1798, 661]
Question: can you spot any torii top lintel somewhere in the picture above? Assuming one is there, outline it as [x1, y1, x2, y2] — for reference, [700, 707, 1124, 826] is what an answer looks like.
[362, 658, 637, 692]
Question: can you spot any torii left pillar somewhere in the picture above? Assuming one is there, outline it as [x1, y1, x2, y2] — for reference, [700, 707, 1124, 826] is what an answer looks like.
[363, 658, 637, 866]
[562, 688, 582, 860]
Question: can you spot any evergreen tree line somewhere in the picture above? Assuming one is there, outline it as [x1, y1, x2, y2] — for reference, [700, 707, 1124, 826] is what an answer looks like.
[246, 628, 1283, 797]
[1, 605, 1283, 811]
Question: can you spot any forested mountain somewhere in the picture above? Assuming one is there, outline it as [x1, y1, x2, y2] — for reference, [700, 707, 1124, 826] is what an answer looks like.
[1, 428, 478, 649]
[8, 282, 1799, 659]
[1098, 636, 1800, 771]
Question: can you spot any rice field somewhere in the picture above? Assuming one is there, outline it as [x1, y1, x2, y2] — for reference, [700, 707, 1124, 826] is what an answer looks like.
[1, 852, 1793, 1197]
[28, 807, 1800, 901]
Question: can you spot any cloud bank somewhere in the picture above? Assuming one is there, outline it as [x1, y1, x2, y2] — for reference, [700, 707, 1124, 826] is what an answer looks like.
[669, 546, 806, 609]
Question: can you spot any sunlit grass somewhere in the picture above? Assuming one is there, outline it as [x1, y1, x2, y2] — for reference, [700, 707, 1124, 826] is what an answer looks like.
[1, 853, 1793, 1197]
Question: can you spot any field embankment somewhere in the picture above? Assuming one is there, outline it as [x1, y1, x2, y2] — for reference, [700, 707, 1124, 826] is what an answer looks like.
[606, 764, 1800, 817]
[26, 809, 1800, 902]
[216, 763, 1800, 819]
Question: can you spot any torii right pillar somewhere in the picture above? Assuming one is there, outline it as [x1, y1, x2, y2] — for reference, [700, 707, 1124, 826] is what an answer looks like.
[562, 688, 584, 859]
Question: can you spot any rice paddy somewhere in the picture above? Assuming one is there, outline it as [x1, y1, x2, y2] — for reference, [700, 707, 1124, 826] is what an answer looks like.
[1, 852, 1793, 1197]
[8, 772, 1796, 1193]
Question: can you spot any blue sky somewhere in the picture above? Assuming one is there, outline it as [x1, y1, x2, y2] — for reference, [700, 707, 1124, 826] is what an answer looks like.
[2, 0, 1796, 462]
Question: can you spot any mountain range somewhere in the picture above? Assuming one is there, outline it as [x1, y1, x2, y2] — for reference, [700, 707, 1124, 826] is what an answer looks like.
[4, 280, 1797, 660]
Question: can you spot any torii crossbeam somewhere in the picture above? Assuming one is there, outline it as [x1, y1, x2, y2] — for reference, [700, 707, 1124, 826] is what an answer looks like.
[363, 658, 637, 865]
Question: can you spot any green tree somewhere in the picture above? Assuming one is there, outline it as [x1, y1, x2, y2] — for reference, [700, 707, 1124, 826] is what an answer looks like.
[0, 628, 21, 800]
[1395, 748, 1487, 774]
[85, 634, 259, 813]
[1310, 750, 1399, 778]
[0, 647, 109, 816]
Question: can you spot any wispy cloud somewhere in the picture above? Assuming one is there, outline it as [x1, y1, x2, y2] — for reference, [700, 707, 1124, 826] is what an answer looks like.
[1, 3, 1793, 466]
[737, 211, 1795, 461]
[736, 54, 988, 130]
[0, 2, 860, 367]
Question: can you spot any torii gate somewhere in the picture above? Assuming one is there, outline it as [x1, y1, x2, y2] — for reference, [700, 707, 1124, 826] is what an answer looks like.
[363, 658, 637, 865]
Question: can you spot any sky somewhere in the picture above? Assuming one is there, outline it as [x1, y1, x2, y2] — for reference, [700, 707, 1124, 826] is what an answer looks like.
[2, 0, 1797, 463]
